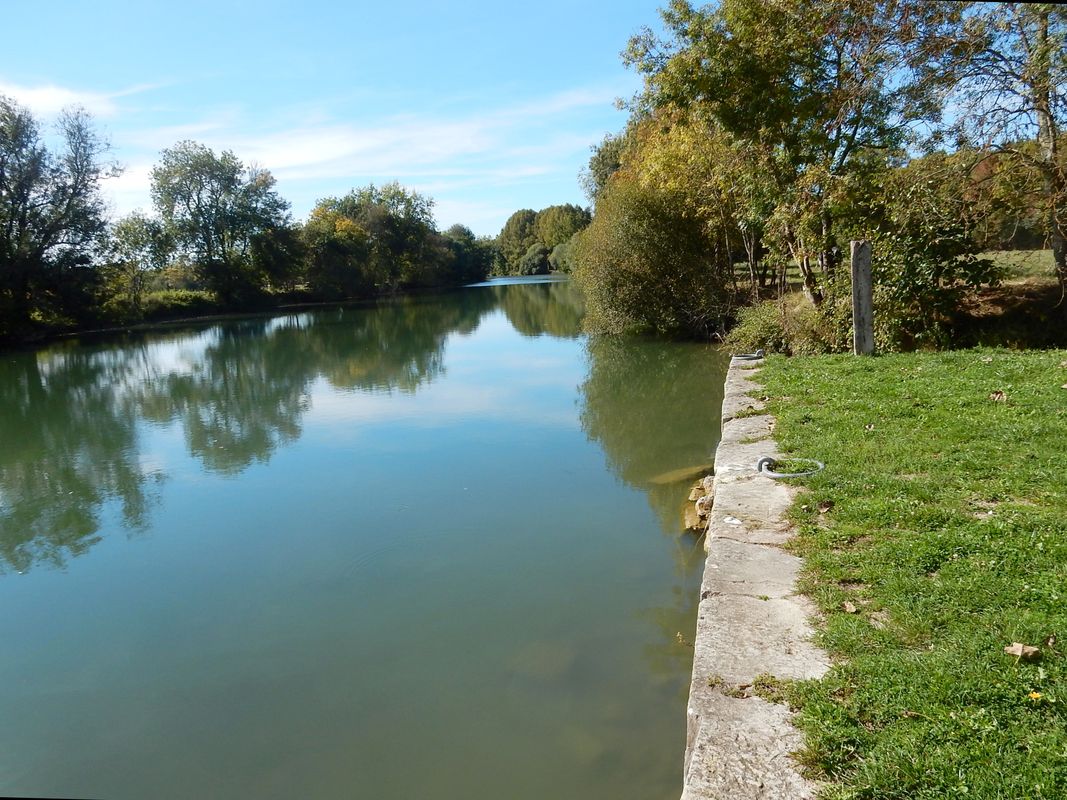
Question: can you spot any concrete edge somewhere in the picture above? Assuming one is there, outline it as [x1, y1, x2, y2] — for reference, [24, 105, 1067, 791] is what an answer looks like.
[680, 357, 831, 800]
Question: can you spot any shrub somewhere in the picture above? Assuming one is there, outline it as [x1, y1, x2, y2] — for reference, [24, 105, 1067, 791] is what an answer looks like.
[140, 290, 218, 321]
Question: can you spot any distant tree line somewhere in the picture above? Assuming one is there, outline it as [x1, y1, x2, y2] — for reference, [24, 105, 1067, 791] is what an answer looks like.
[570, 0, 1066, 348]
[493, 204, 591, 276]
[0, 102, 497, 342]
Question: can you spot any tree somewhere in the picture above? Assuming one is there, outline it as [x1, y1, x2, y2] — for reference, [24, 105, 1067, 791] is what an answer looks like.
[533, 204, 591, 250]
[150, 140, 291, 303]
[250, 224, 306, 292]
[442, 224, 494, 284]
[516, 243, 550, 276]
[105, 212, 171, 314]
[496, 209, 538, 272]
[574, 176, 735, 337]
[581, 132, 631, 203]
[943, 3, 1067, 301]
[302, 204, 373, 299]
[624, 0, 966, 303]
[325, 182, 439, 291]
[0, 97, 114, 337]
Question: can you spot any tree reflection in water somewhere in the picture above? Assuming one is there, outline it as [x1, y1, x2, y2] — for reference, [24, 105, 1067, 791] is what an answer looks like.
[0, 346, 162, 572]
[579, 335, 727, 535]
[578, 335, 729, 689]
[0, 288, 499, 572]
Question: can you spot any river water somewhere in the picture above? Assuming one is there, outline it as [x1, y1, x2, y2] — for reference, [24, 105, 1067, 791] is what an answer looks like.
[0, 277, 727, 799]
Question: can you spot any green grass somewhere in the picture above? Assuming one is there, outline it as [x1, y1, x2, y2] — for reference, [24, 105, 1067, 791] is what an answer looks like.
[758, 350, 1067, 798]
[979, 249, 1056, 280]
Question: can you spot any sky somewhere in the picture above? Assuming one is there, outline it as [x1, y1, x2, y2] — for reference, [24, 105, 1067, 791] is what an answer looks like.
[1, 0, 666, 237]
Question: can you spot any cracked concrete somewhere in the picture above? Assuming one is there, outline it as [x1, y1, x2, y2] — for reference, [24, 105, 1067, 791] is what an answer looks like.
[680, 358, 830, 800]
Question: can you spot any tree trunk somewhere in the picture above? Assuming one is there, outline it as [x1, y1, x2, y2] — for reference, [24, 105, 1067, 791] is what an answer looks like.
[1031, 8, 1066, 318]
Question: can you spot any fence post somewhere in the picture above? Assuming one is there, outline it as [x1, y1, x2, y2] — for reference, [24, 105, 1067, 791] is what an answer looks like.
[850, 240, 874, 355]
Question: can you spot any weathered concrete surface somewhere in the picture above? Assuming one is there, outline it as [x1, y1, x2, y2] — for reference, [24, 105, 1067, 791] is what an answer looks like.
[681, 358, 830, 800]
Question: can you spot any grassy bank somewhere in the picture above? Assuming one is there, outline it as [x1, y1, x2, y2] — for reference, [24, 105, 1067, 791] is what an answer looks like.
[757, 350, 1067, 798]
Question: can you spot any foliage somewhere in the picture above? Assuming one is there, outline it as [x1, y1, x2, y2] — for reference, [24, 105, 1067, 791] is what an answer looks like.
[102, 212, 172, 318]
[516, 243, 550, 276]
[574, 176, 735, 337]
[496, 209, 538, 273]
[441, 224, 494, 285]
[533, 204, 591, 250]
[324, 182, 441, 291]
[548, 235, 579, 273]
[0, 96, 115, 338]
[581, 131, 631, 204]
[140, 289, 218, 321]
[942, 4, 1067, 292]
[150, 140, 291, 304]
[623, 0, 969, 301]
[301, 206, 373, 300]
[760, 350, 1067, 798]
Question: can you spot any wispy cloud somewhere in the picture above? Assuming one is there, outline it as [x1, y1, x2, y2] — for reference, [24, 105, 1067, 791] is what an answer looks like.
[103, 83, 620, 229]
[0, 79, 162, 117]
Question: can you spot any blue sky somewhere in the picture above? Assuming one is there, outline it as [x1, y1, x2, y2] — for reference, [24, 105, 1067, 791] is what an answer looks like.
[2, 0, 665, 236]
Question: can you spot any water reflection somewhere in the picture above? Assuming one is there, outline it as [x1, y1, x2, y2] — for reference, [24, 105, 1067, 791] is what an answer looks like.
[0, 347, 161, 573]
[578, 336, 727, 535]
[0, 284, 545, 572]
[494, 280, 585, 339]
[1, 281, 725, 576]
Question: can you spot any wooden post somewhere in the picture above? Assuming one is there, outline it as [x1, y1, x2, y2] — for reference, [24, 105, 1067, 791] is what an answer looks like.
[851, 240, 874, 355]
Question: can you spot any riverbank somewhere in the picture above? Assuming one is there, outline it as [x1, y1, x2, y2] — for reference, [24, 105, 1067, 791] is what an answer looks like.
[0, 283, 481, 352]
[756, 350, 1067, 797]
[682, 356, 828, 798]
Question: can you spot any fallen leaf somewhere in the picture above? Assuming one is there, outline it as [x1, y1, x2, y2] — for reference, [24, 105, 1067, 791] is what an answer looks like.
[818, 500, 835, 514]
[980, 357, 993, 364]
[1028, 691, 1043, 700]
[989, 390, 1007, 403]
[1003, 642, 1041, 661]
[843, 601, 858, 614]
[1044, 634, 1057, 651]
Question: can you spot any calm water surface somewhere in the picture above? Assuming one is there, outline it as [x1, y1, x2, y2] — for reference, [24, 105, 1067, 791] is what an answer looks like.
[0, 278, 727, 799]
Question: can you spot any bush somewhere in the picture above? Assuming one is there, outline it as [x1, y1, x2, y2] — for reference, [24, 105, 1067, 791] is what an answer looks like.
[725, 296, 833, 355]
[516, 243, 550, 276]
[140, 290, 219, 321]
[574, 179, 735, 337]
[548, 236, 578, 273]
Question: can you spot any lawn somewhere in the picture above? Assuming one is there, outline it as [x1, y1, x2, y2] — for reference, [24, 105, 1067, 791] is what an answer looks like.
[756, 350, 1067, 798]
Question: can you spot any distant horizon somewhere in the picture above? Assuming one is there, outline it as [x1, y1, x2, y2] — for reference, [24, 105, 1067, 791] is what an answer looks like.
[1, 1, 666, 237]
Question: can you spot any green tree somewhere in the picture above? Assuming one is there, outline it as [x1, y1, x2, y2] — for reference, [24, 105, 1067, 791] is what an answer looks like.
[496, 209, 538, 272]
[548, 235, 580, 273]
[943, 3, 1067, 302]
[104, 212, 171, 316]
[150, 140, 291, 303]
[533, 204, 591, 250]
[326, 182, 439, 291]
[581, 132, 631, 203]
[574, 176, 735, 337]
[442, 224, 494, 284]
[302, 205, 373, 299]
[0, 97, 115, 337]
[516, 242, 550, 276]
[624, 0, 966, 303]
[250, 224, 306, 292]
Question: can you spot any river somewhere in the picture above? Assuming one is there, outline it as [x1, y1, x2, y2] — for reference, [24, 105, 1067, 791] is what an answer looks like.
[0, 277, 727, 799]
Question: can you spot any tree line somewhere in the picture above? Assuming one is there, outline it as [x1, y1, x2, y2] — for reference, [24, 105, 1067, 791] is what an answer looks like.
[0, 101, 497, 342]
[569, 0, 1065, 349]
